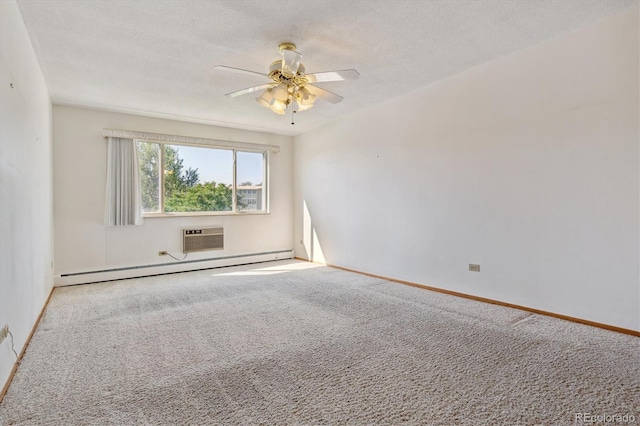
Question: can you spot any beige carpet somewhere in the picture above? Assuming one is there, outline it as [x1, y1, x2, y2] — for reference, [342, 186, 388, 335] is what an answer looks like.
[1, 260, 638, 425]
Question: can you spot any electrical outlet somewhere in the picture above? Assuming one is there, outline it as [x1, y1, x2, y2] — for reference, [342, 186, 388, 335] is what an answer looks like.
[469, 264, 480, 272]
[0, 324, 9, 345]
[158, 251, 168, 256]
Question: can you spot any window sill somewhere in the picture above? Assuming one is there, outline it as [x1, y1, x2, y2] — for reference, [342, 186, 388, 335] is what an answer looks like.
[143, 211, 269, 218]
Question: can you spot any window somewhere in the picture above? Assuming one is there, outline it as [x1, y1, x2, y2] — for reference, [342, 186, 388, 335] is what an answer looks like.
[236, 151, 265, 212]
[137, 141, 267, 215]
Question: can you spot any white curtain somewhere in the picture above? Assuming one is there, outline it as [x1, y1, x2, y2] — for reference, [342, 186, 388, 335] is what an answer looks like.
[105, 137, 143, 226]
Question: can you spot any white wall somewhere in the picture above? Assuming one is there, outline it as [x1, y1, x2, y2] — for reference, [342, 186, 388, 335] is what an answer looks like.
[0, 0, 53, 391]
[293, 8, 639, 331]
[54, 106, 293, 285]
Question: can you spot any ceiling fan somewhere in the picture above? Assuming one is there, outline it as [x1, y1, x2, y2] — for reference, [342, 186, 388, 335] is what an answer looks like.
[214, 42, 359, 122]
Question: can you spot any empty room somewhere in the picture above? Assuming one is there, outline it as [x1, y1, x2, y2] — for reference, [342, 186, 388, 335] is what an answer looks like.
[1, 0, 639, 424]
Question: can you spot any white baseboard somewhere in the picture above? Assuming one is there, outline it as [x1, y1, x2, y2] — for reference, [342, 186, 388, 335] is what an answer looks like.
[55, 249, 294, 286]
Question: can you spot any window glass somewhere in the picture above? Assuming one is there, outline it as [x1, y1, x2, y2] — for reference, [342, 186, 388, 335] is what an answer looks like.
[163, 145, 233, 212]
[137, 142, 160, 213]
[236, 151, 265, 212]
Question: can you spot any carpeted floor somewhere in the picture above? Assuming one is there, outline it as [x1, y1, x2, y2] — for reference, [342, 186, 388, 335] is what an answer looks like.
[1, 260, 638, 425]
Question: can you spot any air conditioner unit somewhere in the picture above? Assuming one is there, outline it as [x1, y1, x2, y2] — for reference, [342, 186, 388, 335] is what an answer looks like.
[183, 227, 224, 253]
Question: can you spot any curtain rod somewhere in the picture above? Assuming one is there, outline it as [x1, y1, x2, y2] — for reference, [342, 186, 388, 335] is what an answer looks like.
[102, 129, 280, 153]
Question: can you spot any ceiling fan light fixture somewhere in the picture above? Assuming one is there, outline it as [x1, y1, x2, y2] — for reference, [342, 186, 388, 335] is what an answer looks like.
[298, 87, 316, 106]
[271, 83, 289, 102]
[296, 101, 314, 111]
[256, 89, 274, 107]
[270, 99, 287, 115]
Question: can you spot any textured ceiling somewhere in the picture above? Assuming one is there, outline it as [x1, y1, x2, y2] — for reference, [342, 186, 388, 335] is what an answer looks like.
[15, 0, 638, 136]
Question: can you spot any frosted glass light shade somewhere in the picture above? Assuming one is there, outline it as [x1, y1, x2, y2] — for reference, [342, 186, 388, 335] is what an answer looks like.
[296, 101, 314, 111]
[270, 99, 287, 115]
[256, 89, 274, 107]
[299, 87, 316, 106]
[271, 83, 289, 102]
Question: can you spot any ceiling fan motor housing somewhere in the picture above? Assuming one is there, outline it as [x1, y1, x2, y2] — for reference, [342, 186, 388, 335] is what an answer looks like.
[278, 42, 297, 53]
[268, 59, 308, 98]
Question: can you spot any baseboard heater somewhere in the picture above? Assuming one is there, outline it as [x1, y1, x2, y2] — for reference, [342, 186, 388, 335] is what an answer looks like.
[60, 249, 294, 277]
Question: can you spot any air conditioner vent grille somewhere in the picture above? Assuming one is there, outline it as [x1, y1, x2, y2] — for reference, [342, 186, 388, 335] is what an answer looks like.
[183, 227, 223, 253]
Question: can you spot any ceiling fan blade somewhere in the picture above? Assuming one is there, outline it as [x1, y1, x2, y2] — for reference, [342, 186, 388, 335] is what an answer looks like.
[305, 84, 344, 104]
[213, 65, 268, 79]
[306, 69, 360, 83]
[281, 49, 302, 78]
[225, 83, 274, 98]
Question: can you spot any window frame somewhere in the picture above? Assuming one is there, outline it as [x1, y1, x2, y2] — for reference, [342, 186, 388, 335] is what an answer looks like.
[137, 139, 269, 217]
